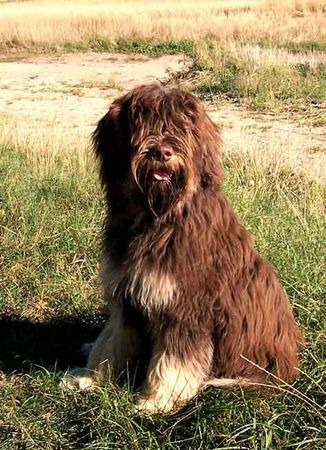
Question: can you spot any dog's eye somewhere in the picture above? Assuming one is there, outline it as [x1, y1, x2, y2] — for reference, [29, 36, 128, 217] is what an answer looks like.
[141, 107, 150, 118]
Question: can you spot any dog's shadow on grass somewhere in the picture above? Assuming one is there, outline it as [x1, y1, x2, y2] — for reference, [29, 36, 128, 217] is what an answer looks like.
[0, 316, 104, 374]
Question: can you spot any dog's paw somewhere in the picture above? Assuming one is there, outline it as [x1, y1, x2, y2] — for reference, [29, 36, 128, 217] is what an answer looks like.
[60, 368, 95, 391]
[135, 397, 161, 415]
[135, 396, 176, 415]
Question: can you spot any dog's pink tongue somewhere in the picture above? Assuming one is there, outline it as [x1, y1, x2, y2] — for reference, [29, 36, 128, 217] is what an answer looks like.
[153, 171, 170, 181]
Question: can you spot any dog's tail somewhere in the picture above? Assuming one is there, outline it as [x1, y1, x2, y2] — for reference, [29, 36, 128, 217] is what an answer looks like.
[203, 378, 276, 390]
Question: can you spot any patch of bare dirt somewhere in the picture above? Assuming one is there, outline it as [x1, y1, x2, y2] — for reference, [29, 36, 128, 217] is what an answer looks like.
[0, 52, 325, 182]
[0, 52, 187, 128]
[209, 107, 325, 183]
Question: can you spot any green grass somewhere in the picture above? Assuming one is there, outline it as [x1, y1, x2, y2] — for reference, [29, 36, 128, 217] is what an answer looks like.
[195, 60, 325, 112]
[1, 36, 194, 57]
[178, 41, 326, 115]
[84, 37, 194, 56]
[257, 39, 326, 54]
[1, 142, 325, 449]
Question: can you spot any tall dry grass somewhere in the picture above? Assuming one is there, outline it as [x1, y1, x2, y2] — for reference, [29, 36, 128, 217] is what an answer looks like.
[0, 0, 325, 48]
[0, 114, 91, 174]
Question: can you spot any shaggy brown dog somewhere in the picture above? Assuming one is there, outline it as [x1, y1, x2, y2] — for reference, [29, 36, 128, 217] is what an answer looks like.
[72, 83, 303, 413]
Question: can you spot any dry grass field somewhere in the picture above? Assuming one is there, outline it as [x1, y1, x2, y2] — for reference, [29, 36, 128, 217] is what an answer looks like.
[1, 0, 325, 46]
[0, 1, 325, 449]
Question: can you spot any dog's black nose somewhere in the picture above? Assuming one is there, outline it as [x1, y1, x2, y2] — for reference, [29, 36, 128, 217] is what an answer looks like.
[150, 147, 173, 162]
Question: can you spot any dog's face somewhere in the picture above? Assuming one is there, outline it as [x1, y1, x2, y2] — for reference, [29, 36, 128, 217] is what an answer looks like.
[93, 84, 221, 216]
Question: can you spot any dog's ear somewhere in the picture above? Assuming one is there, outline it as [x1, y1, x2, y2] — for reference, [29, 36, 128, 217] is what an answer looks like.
[92, 98, 127, 188]
[92, 100, 122, 161]
[199, 118, 223, 189]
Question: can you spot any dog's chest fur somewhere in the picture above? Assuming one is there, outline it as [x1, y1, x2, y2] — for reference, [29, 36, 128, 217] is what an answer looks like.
[99, 213, 181, 312]
[100, 251, 176, 313]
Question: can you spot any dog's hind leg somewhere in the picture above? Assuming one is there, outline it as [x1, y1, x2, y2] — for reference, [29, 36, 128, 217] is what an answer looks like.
[137, 333, 213, 414]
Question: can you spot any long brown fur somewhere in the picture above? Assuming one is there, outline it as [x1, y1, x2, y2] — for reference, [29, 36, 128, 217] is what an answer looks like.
[77, 83, 303, 413]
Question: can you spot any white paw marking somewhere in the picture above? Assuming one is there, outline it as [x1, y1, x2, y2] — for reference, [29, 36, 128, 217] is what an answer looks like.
[60, 368, 95, 391]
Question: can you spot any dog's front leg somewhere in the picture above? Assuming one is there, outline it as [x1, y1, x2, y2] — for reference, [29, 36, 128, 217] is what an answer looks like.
[86, 302, 141, 385]
[62, 302, 140, 390]
[137, 331, 213, 414]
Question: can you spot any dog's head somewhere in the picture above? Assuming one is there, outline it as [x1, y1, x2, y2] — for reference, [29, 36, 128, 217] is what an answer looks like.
[93, 83, 222, 216]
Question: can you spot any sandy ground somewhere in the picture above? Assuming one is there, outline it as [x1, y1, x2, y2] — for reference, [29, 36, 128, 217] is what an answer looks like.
[0, 52, 325, 182]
